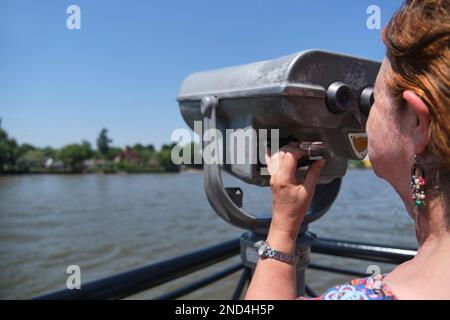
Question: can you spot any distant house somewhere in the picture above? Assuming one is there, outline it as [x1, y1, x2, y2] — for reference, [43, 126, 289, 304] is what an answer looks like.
[148, 157, 159, 167]
[83, 159, 95, 168]
[84, 159, 108, 169]
[44, 158, 64, 169]
[114, 147, 140, 164]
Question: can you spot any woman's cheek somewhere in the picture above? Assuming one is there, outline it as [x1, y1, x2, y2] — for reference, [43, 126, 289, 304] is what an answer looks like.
[366, 110, 382, 173]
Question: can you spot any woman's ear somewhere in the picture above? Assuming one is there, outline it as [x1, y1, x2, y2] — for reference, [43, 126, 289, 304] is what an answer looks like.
[402, 90, 430, 154]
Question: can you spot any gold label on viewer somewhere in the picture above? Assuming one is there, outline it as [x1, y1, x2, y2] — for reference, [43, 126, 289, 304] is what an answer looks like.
[348, 133, 368, 160]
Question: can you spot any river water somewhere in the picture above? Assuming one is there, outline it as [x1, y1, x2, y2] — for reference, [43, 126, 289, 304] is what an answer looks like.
[0, 170, 417, 299]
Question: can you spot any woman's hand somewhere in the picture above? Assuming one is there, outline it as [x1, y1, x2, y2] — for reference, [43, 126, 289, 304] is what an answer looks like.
[266, 144, 326, 239]
[244, 145, 326, 300]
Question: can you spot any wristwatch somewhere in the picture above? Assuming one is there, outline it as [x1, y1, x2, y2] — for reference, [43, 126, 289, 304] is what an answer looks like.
[255, 240, 299, 265]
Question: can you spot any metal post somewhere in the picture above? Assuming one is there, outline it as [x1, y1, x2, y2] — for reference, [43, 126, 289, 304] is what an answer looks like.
[231, 268, 250, 300]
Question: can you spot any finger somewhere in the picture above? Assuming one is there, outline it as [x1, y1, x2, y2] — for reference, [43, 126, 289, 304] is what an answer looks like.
[280, 144, 304, 160]
[265, 145, 272, 157]
[265, 147, 272, 175]
[267, 146, 287, 175]
[270, 150, 284, 175]
[277, 145, 305, 182]
[303, 159, 326, 193]
[265, 146, 272, 165]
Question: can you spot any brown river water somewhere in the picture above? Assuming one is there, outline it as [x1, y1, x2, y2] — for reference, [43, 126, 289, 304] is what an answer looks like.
[0, 170, 417, 299]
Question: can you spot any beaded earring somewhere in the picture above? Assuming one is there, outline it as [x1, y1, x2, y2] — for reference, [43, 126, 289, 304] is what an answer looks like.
[411, 155, 426, 208]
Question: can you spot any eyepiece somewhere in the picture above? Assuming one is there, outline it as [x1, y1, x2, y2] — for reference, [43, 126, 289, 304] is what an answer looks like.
[326, 82, 353, 114]
[360, 86, 375, 117]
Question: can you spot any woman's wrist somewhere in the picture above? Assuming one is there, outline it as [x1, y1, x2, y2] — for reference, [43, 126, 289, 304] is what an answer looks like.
[270, 213, 304, 239]
[266, 226, 299, 254]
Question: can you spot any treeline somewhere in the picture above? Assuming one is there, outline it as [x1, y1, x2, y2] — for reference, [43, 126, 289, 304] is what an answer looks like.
[0, 128, 202, 174]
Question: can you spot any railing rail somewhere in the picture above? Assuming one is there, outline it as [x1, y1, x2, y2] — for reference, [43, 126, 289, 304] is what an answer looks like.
[33, 237, 417, 300]
[34, 238, 240, 300]
[312, 238, 417, 264]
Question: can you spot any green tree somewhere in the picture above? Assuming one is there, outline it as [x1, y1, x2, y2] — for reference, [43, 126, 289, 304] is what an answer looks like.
[139, 149, 153, 165]
[132, 144, 145, 153]
[0, 128, 19, 172]
[182, 142, 203, 169]
[96, 128, 112, 158]
[131, 144, 157, 167]
[18, 149, 46, 171]
[161, 143, 177, 151]
[158, 143, 180, 172]
[115, 160, 139, 173]
[42, 146, 57, 159]
[17, 143, 36, 157]
[58, 141, 94, 173]
[107, 147, 122, 161]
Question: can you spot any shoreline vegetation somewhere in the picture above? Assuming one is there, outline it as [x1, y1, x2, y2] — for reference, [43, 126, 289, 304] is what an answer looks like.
[0, 127, 372, 175]
[348, 159, 373, 170]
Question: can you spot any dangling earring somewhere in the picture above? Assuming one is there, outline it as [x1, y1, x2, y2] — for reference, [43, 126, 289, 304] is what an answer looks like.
[411, 155, 426, 208]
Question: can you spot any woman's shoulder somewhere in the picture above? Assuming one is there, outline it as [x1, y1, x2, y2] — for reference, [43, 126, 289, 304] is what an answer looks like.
[299, 274, 397, 300]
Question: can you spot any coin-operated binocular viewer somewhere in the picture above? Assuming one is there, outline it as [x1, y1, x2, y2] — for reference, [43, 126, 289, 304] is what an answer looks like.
[177, 50, 380, 296]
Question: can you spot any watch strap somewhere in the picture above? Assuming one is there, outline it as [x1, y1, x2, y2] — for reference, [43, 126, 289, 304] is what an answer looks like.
[256, 240, 299, 265]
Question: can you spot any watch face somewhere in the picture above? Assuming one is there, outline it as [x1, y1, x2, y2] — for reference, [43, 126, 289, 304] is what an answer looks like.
[258, 242, 267, 256]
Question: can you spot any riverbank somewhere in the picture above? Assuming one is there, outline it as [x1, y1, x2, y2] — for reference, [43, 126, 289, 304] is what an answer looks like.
[0, 162, 372, 175]
[0, 167, 201, 175]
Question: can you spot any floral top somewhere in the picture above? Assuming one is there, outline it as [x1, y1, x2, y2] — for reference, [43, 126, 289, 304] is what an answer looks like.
[301, 274, 397, 300]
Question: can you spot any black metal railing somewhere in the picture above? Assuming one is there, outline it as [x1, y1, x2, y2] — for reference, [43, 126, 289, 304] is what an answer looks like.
[34, 237, 417, 300]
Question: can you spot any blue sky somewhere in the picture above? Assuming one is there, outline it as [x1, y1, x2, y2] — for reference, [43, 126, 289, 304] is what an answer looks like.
[0, 0, 403, 149]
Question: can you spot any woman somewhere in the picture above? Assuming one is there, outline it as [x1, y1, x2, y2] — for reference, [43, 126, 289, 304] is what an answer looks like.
[245, 0, 450, 300]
